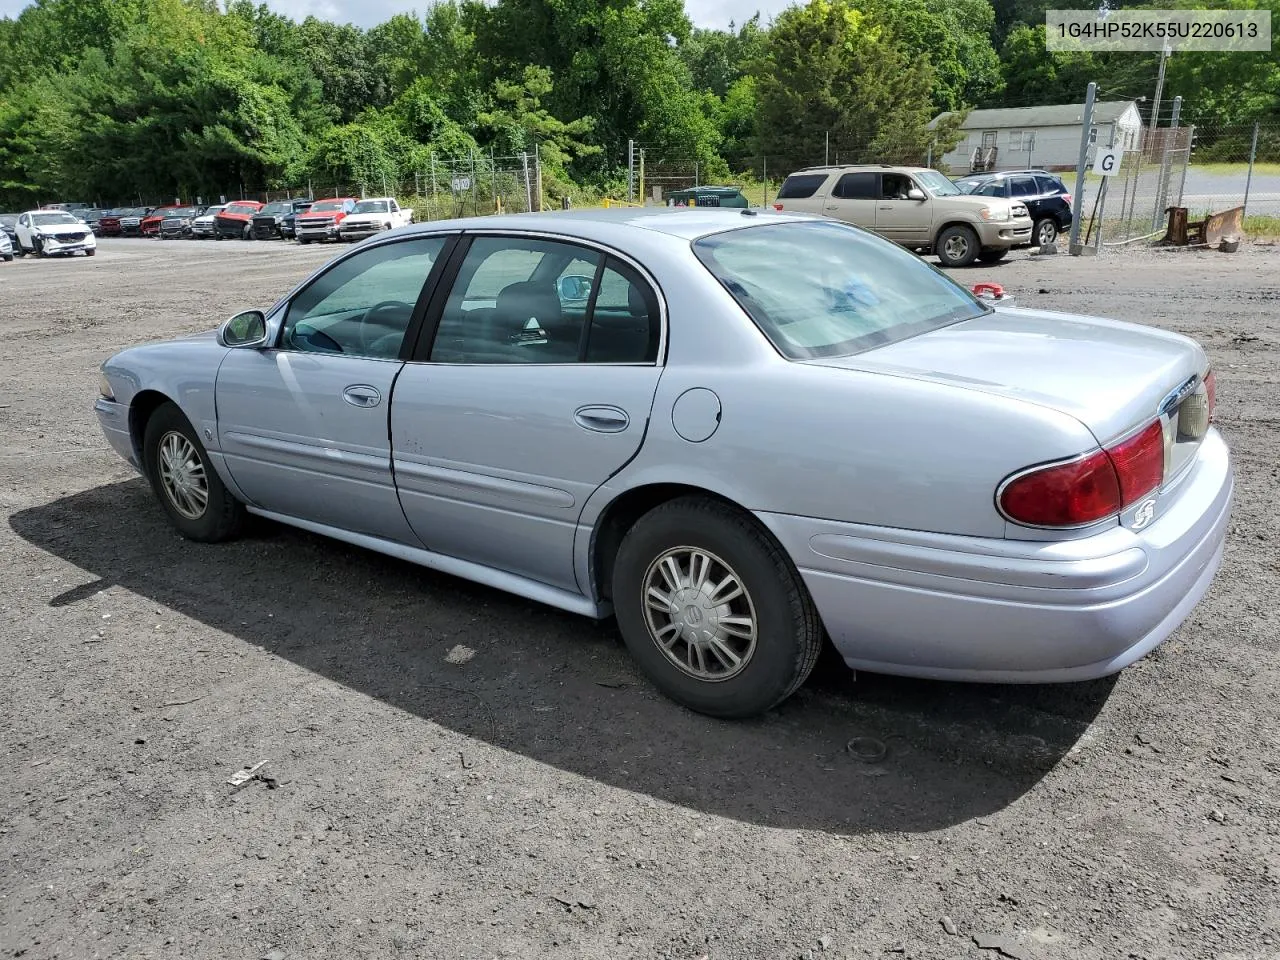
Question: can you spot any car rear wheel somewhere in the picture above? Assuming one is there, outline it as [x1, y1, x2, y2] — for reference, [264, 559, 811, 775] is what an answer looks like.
[611, 496, 823, 718]
[936, 225, 979, 267]
[1034, 218, 1059, 247]
[977, 248, 1008, 263]
[143, 402, 245, 542]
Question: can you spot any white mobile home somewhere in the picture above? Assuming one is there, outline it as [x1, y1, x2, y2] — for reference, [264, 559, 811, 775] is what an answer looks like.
[930, 101, 1143, 174]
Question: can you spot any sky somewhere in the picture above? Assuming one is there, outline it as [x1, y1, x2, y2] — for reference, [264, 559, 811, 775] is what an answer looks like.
[0, 0, 788, 30]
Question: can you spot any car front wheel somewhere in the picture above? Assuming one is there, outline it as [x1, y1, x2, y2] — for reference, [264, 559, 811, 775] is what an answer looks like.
[612, 496, 823, 718]
[936, 225, 980, 267]
[143, 402, 245, 542]
[1035, 218, 1059, 247]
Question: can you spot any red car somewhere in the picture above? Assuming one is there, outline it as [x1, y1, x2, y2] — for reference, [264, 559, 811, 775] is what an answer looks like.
[97, 207, 148, 237]
[295, 197, 358, 244]
[140, 205, 183, 237]
[214, 201, 265, 240]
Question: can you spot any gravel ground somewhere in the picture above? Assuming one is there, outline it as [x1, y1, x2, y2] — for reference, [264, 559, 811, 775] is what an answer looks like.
[1, 237, 1278, 960]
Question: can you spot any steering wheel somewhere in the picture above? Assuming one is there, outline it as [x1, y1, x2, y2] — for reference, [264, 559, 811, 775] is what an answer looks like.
[359, 300, 414, 356]
[291, 322, 343, 353]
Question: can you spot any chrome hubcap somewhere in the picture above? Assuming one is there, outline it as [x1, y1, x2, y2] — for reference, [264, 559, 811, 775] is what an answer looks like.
[158, 431, 208, 520]
[642, 547, 757, 681]
[944, 235, 969, 260]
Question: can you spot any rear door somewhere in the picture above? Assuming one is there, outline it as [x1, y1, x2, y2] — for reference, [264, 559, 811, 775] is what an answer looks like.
[390, 233, 664, 593]
[820, 172, 878, 229]
[1009, 175, 1046, 220]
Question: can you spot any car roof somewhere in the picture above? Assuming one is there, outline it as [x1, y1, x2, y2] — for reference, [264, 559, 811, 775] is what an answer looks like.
[395, 207, 815, 243]
[787, 164, 932, 175]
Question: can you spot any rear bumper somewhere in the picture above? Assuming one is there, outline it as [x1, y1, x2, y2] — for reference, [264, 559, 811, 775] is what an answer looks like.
[758, 429, 1233, 682]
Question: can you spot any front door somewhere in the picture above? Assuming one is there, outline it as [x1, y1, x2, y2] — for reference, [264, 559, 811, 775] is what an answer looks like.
[874, 173, 932, 243]
[821, 171, 878, 230]
[216, 234, 451, 543]
[390, 234, 665, 593]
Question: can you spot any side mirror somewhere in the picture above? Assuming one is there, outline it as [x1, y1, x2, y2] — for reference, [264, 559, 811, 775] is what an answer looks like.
[218, 309, 268, 348]
[907, 188, 927, 201]
[558, 275, 593, 301]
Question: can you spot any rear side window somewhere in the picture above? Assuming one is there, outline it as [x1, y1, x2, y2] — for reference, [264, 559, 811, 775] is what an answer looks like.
[776, 174, 829, 199]
[694, 220, 986, 360]
[1010, 176, 1040, 197]
[832, 173, 876, 199]
[1037, 175, 1066, 195]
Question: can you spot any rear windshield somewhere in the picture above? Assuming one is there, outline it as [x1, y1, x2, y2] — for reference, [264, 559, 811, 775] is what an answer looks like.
[692, 220, 988, 360]
[776, 174, 829, 199]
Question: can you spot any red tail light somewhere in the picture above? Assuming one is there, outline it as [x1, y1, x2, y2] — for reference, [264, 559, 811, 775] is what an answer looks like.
[1063, 193, 1072, 205]
[999, 420, 1165, 527]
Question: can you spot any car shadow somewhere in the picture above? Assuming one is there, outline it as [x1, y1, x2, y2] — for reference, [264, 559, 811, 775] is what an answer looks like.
[10, 480, 1116, 836]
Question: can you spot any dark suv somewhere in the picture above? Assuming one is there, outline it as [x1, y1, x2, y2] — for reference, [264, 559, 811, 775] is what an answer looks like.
[953, 170, 1072, 248]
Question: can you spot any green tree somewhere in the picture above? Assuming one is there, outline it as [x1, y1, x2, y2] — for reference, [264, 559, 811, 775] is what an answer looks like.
[752, 0, 942, 170]
[477, 65, 601, 171]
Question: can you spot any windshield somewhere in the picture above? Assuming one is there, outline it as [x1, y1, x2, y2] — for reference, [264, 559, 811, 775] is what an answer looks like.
[352, 200, 390, 213]
[223, 203, 258, 215]
[915, 170, 961, 196]
[164, 207, 199, 217]
[33, 212, 81, 226]
[310, 200, 347, 212]
[260, 202, 290, 215]
[202, 206, 226, 216]
[692, 220, 987, 360]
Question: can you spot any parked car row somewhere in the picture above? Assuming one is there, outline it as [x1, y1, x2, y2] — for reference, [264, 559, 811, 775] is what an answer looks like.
[768, 164, 1074, 267]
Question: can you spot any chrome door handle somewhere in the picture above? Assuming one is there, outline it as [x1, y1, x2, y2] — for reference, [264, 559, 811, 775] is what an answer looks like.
[574, 405, 629, 433]
[342, 384, 381, 408]
[878, 205, 894, 210]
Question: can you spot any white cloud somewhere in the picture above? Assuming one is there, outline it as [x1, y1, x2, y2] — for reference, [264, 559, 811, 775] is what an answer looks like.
[2, 0, 792, 30]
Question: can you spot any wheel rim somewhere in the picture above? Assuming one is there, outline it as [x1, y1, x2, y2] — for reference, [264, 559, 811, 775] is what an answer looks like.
[943, 233, 969, 262]
[641, 546, 758, 682]
[1037, 221, 1057, 245]
[157, 431, 209, 520]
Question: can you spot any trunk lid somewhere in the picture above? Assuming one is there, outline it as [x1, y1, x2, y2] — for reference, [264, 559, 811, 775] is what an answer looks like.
[811, 306, 1208, 443]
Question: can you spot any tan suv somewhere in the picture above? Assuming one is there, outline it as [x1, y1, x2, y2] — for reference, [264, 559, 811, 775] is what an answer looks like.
[772, 165, 1033, 267]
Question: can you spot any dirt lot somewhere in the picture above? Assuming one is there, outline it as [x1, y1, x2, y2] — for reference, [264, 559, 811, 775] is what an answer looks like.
[2, 236, 1278, 960]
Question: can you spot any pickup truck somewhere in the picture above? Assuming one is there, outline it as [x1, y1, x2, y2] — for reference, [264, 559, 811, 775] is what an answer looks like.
[295, 198, 357, 244]
[214, 201, 265, 240]
[336, 197, 414, 241]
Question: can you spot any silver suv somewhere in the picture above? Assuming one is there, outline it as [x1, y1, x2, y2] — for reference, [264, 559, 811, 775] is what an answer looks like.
[772, 165, 1033, 267]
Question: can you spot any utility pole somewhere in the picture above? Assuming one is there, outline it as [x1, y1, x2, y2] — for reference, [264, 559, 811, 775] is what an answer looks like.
[1068, 82, 1097, 254]
[1152, 95, 1181, 229]
[1150, 43, 1170, 151]
[627, 139, 635, 202]
[1244, 121, 1260, 214]
[825, 131, 829, 166]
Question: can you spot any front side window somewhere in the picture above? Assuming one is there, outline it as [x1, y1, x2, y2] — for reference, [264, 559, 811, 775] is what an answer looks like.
[693, 220, 986, 360]
[429, 236, 659, 364]
[281, 237, 446, 360]
[880, 174, 915, 200]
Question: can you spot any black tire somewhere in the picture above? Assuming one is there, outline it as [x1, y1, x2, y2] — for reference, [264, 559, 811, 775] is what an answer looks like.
[611, 496, 823, 718]
[298, 237, 310, 245]
[1034, 217, 1059, 247]
[85, 249, 95, 257]
[33, 236, 45, 257]
[242, 224, 253, 240]
[977, 248, 1008, 263]
[142, 402, 245, 542]
[935, 224, 980, 267]
[2, 254, 12, 262]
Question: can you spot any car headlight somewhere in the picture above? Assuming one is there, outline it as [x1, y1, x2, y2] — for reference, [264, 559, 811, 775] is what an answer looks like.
[99, 373, 114, 400]
[979, 206, 1011, 222]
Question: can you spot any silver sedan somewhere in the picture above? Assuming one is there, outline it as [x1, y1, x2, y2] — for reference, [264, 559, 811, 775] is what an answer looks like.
[94, 209, 1233, 718]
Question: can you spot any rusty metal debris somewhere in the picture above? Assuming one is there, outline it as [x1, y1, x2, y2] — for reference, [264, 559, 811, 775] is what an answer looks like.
[1159, 205, 1245, 249]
